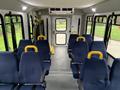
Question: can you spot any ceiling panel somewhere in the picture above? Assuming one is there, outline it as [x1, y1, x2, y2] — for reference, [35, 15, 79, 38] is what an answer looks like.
[21, 0, 107, 8]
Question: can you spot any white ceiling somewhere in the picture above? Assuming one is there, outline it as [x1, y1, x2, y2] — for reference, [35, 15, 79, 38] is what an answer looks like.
[83, 0, 120, 13]
[21, 0, 107, 8]
[0, 0, 33, 12]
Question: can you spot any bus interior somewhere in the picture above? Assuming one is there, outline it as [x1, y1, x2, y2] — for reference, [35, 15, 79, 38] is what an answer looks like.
[0, 0, 120, 90]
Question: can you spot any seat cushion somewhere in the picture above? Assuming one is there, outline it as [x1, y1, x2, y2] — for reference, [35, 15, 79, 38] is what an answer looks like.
[72, 41, 89, 63]
[80, 58, 109, 90]
[0, 85, 15, 90]
[19, 52, 44, 83]
[0, 52, 18, 83]
[19, 85, 33, 90]
[17, 85, 45, 90]
[36, 85, 45, 90]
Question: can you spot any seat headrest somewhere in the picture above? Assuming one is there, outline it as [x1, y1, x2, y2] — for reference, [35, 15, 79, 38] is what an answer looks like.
[87, 51, 103, 60]
[24, 45, 38, 53]
[76, 36, 86, 42]
[37, 35, 47, 40]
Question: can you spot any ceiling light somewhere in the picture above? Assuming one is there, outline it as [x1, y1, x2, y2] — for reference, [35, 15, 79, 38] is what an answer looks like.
[92, 8, 96, 12]
[22, 6, 27, 11]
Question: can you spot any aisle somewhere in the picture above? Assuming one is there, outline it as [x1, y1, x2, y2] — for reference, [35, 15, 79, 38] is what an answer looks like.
[46, 46, 78, 90]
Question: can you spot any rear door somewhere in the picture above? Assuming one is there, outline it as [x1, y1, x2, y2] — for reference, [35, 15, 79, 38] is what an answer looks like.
[52, 16, 71, 46]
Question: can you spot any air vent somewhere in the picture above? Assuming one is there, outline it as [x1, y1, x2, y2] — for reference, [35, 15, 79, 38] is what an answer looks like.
[49, 8, 74, 15]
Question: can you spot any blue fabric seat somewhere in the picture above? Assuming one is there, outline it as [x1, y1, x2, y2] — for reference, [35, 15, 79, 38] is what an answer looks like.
[80, 57, 109, 90]
[18, 85, 33, 90]
[18, 40, 32, 48]
[0, 52, 18, 90]
[90, 41, 107, 59]
[19, 52, 45, 83]
[34, 40, 51, 75]
[17, 40, 32, 60]
[71, 41, 89, 79]
[18, 49, 46, 90]
[68, 34, 78, 57]
[107, 59, 120, 90]
[15, 85, 45, 90]
[0, 85, 15, 90]
[82, 34, 93, 48]
[34, 40, 50, 60]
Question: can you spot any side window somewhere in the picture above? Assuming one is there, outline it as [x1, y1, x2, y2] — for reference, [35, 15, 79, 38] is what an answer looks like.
[13, 16, 24, 46]
[30, 16, 33, 39]
[5, 16, 13, 51]
[0, 16, 6, 51]
[94, 16, 107, 41]
[28, 15, 33, 39]
[107, 15, 120, 58]
[5, 15, 24, 51]
[86, 16, 92, 34]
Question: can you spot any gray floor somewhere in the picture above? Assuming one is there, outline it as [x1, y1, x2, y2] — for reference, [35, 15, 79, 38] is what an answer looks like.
[46, 46, 78, 90]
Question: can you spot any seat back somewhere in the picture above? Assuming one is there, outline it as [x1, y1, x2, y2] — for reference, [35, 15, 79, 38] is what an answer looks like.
[17, 40, 32, 60]
[18, 40, 32, 48]
[81, 51, 109, 90]
[72, 37, 89, 63]
[19, 45, 44, 84]
[83, 34, 93, 48]
[0, 52, 18, 83]
[68, 34, 79, 51]
[108, 59, 120, 90]
[35, 40, 50, 60]
[90, 41, 107, 59]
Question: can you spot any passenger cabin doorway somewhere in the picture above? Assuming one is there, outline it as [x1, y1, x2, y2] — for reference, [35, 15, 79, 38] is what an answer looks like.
[52, 16, 71, 46]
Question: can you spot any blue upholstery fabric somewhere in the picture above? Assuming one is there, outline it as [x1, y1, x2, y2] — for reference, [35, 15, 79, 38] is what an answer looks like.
[90, 41, 107, 59]
[19, 52, 44, 84]
[36, 85, 45, 90]
[71, 62, 80, 79]
[18, 85, 45, 90]
[68, 34, 78, 52]
[71, 41, 89, 63]
[18, 40, 32, 48]
[0, 85, 14, 90]
[71, 41, 89, 79]
[18, 85, 33, 90]
[80, 57, 109, 90]
[17, 40, 32, 60]
[35, 40, 50, 60]
[0, 52, 18, 83]
[34, 40, 51, 74]
[83, 34, 93, 48]
[107, 59, 120, 90]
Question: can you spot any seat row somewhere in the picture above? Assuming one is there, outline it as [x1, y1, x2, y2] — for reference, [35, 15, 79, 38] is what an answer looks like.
[16, 35, 51, 75]
[68, 34, 107, 79]
[17, 35, 51, 61]
[80, 51, 109, 90]
[68, 34, 120, 90]
[78, 51, 120, 90]
[0, 45, 47, 90]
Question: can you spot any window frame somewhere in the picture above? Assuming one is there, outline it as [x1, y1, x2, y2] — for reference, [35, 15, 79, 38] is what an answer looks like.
[27, 14, 33, 40]
[55, 18, 67, 32]
[85, 16, 93, 35]
[4, 14, 25, 51]
[92, 15, 107, 41]
[0, 14, 9, 51]
[106, 14, 120, 58]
